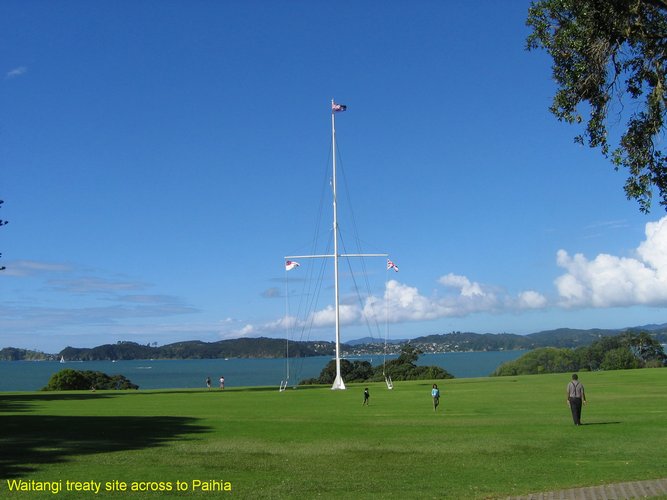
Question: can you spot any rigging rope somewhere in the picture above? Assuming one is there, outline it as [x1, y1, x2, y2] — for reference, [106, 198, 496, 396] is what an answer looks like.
[284, 130, 391, 386]
[337, 142, 386, 348]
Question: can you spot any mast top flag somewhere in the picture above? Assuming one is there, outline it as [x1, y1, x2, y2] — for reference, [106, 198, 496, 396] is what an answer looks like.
[332, 101, 347, 112]
[285, 100, 388, 390]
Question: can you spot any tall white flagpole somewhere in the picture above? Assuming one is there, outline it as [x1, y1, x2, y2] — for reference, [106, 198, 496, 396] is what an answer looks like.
[284, 100, 387, 392]
[331, 99, 345, 390]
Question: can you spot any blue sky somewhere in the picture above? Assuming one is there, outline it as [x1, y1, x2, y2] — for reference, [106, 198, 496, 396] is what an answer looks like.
[2, 1, 666, 353]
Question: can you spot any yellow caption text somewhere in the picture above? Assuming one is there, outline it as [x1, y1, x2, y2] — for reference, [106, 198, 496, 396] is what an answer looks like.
[5, 479, 232, 494]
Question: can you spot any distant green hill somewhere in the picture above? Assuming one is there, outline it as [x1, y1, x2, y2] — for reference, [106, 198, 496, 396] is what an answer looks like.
[409, 326, 667, 352]
[0, 347, 55, 361]
[524, 327, 624, 347]
[3, 324, 666, 361]
[57, 337, 336, 361]
[410, 332, 536, 351]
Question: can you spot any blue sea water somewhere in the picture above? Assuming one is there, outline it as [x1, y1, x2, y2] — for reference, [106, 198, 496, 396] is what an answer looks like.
[0, 351, 526, 392]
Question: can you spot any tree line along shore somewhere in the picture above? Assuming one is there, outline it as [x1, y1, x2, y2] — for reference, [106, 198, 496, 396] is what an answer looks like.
[2, 325, 667, 362]
[24, 330, 667, 391]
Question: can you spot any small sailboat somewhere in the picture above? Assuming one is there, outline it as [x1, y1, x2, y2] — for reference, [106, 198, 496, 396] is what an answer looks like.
[59, 356, 65, 363]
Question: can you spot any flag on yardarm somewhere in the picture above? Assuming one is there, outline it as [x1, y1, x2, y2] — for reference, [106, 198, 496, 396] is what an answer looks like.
[332, 102, 347, 112]
[387, 259, 399, 272]
[285, 260, 300, 271]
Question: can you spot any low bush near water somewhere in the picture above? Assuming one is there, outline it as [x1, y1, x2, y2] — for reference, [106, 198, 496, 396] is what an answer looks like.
[42, 368, 138, 390]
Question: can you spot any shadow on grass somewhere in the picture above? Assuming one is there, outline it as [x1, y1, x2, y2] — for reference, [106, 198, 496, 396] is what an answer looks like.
[0, 394, 211, 479]
[0, 392, 124, 413]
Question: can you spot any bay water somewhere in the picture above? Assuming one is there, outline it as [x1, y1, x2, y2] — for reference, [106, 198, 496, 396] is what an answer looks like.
[0, 350, 526, 392]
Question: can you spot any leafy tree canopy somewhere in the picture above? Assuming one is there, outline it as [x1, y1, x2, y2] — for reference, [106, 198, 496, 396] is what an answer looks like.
[299, 344, 454, 385]
[42, 369, 139, 391]
[300, 359, 375, 385]
[527, 0, 667, 212]
[493, 331, 666, 375]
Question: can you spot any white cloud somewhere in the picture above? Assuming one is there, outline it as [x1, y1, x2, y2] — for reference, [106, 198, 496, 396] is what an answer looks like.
[0, 300, 198, 335]
[236, 276, 547, 337]
[6, 66, 26, 79]
[382, 280, 454, 321]
[555, 216, 667, 308]
[12, 216, 666, 347]
[517, 290, 548, 309]
[1, 260, 72, 277]
[310, 304, 335, 327]
[438, 273, 486, 297]
[222, 217, 667, 338]
[221, 314, 300, 339]
[0, 260, 198, 345]
[237, 324, 255, 336]
[637, 217, 667, 275]
[49, 276, 147, 293]
[261, 287, 281, 298]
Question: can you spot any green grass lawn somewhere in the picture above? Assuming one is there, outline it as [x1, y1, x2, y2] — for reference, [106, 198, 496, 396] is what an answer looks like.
[1, 368, 666, 499]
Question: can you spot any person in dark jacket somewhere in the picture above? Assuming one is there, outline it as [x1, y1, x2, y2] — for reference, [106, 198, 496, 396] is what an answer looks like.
[566, 373, 587, 425]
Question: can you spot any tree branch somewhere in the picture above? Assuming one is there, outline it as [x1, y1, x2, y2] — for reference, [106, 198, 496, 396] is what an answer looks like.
[641, 0, 667, 12]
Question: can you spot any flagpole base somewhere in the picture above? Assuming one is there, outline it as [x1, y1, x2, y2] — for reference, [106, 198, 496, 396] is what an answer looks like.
[331, 375, 346, 390]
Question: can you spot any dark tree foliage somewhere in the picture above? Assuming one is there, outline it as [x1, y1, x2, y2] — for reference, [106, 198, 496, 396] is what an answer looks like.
[626, 330, 667, 362]
[377, 344, 454, 381]
[601, 347, 642, 369]
[299, 359, 374, 385]
[527, 0, 667, 212]
[493, 331, 666, 375]
[492, 347, 580, 376]
[42, 369, 139, 390]
[299, 344, 454, 385]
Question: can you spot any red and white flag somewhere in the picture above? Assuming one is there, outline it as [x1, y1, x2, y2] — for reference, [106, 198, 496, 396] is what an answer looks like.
[387, 259, 399, 272]
[285, 260, 300, 271]
[332, 102, 347, 112]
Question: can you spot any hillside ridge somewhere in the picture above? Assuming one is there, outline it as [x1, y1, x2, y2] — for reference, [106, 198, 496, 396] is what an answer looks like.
[2, 324, 666, 361]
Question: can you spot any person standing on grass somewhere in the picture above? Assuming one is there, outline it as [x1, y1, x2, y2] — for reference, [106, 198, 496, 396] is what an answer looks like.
[431, 384, 440, 411]
[363, 387, 370, 406]
[219, 376, 225, 390]
[206, 377, 211, 390]
[566, 373, 586, 425]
